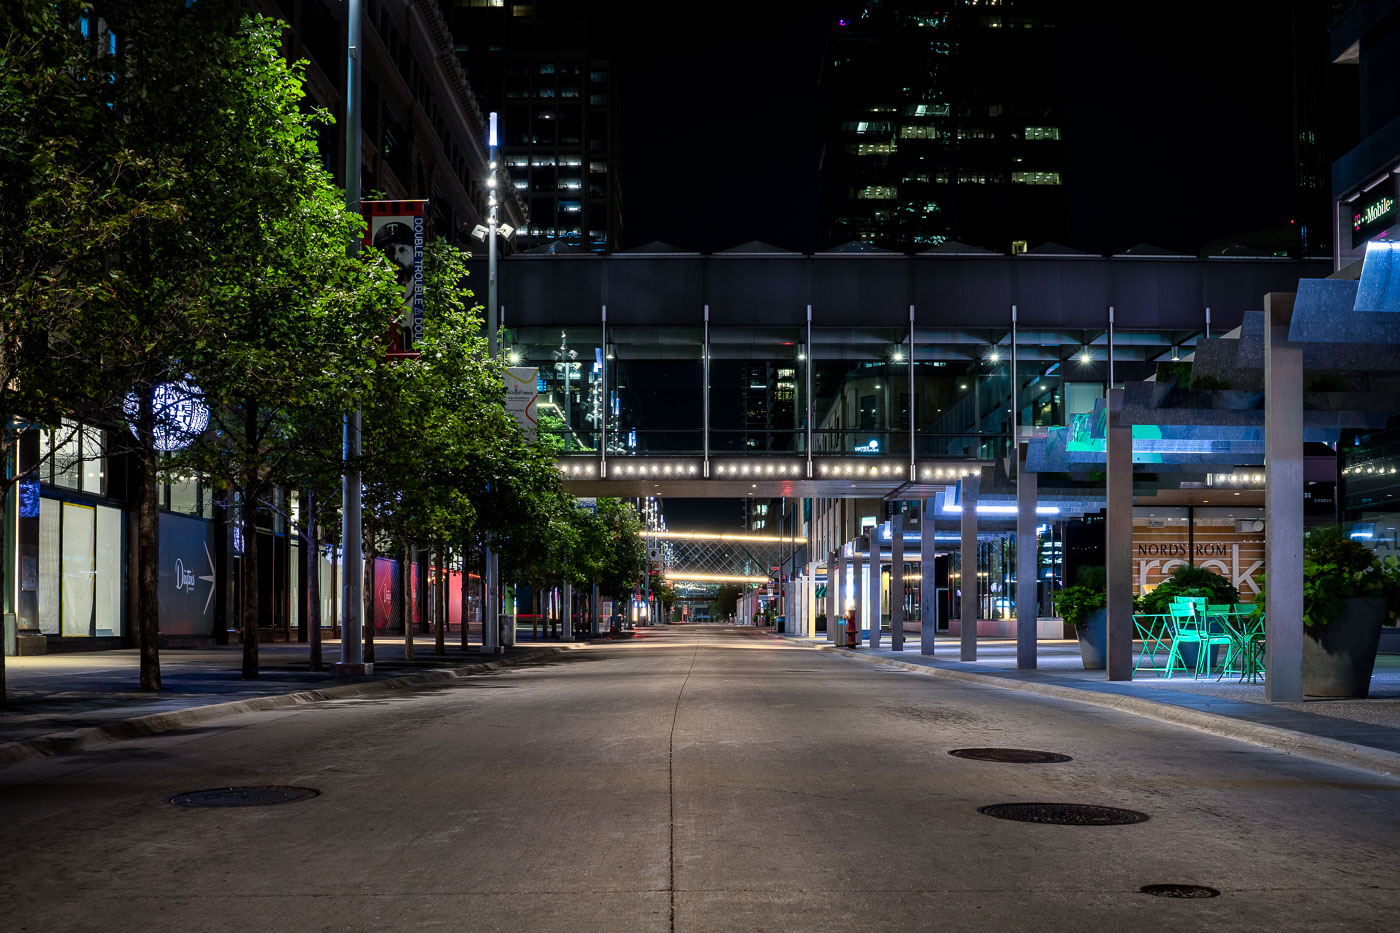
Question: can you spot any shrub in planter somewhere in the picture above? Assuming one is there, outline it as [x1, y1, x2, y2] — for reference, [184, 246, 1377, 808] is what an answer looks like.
[1256, 526, 1400, 696]
[1057, 567, 1108, 669]
[1056, 584, 1105, 629]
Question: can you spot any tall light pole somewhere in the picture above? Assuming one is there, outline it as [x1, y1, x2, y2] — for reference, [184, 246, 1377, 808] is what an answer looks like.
[482, 112, 503, 654]
[336, 0, 368, 674]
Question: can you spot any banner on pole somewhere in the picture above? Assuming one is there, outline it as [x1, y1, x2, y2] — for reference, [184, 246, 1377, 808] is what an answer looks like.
[505, 366, 539, 441]
[364, 200, 427, 358]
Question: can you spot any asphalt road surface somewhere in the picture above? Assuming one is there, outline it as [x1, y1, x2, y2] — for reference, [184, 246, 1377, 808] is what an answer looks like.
[2, 625, 1397, 932]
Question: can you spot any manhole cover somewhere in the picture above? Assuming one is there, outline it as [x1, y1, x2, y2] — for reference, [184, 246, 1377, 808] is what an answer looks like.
[167, 786, 320, 808]
[950, 748, 1072, 763]
[1141, 884, 1220, 899]
[978, 803, 1149, 825]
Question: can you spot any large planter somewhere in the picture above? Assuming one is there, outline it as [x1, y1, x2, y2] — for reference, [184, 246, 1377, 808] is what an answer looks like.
[1074, 608, 1108, 670]
[1303, 596, 1387, 698]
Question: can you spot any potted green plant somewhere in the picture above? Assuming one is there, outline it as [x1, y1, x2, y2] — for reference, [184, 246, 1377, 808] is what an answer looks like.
[1056, 567, 1107, 669]
[1292, 526, 1400, 697]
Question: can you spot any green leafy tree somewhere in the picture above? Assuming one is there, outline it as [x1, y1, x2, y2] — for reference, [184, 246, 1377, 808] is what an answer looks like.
[0, 1, 239, 692]
[170, 16, 399, 678]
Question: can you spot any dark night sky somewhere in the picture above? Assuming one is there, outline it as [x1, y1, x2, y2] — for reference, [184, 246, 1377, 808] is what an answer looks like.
[614, 2, 1297, 256]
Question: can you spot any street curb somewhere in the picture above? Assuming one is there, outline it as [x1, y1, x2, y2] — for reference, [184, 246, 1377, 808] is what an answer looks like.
[0, 644, 588, 767]
[790, 637, 1400, 780]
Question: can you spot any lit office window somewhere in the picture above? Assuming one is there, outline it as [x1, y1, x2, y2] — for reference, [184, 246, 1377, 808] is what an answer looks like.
[857, 186, 897, 199]
[857, 142, 896, 155]
[1011, 171, 1062, 185]
[1025, 126, 1061, 140]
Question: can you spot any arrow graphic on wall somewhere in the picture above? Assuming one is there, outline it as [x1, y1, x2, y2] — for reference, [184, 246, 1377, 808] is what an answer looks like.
[201, 542, 217, 615]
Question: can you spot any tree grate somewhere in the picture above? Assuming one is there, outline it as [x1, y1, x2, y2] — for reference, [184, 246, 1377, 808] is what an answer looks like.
[949, 748, 1072, 763]
[1140, 884, 1220, 899]
[977, 803, 1149, 825]
[167, 786, 320, 808]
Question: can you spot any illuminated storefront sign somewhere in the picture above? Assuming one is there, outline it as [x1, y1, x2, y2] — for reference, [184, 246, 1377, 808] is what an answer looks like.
[1352, 177, 1398, 248]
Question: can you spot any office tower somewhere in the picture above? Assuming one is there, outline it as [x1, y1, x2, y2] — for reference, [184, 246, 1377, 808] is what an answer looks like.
[450, 0, 622, 252]
[821, 1, 1065, 253]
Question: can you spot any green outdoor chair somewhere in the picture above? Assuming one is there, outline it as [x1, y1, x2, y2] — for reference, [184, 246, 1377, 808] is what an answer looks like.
[1201, 603, 1237, 677]
[1165, 602, 1204, 678]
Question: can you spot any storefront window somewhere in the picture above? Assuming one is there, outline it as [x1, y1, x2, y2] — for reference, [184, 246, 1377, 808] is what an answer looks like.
[61, 502, 95, 636]
[39, 419, 106, 495]
[36, 496, 125, 638]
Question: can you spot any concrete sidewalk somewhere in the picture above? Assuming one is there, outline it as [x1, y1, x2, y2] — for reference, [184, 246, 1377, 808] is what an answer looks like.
[0, 636, 587, 765]
[782, 632, 1400, 778]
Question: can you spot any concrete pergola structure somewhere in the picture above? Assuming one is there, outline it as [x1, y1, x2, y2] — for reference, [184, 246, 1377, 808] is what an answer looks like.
[1018, 242, 1400, 700]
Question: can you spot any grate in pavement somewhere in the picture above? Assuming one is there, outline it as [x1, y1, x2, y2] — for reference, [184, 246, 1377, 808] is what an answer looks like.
[977, 803, 1149, 826]
[167, 786, 320, 808]
[949, 748, 1072, 763]
[1140, 884, 1220, 899]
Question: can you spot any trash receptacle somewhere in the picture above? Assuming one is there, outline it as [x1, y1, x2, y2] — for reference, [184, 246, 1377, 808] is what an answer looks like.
[776, 615, 786, 633]
[838, 611, 859, 647]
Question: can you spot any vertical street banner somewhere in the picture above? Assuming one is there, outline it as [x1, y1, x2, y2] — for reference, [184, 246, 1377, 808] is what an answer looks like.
[505, 366, 539, 441]
[363, 200, 427, 358]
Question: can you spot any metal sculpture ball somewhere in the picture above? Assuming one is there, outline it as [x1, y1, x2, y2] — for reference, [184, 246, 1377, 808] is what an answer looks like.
[124, 379, 210, 452]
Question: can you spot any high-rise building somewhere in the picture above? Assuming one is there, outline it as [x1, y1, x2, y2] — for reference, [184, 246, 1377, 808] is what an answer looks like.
[252, 0, 524, 248]
[449, 0, 622, 253]
[1288, 0, 1359, 258]
[820, 1, 1065, 253]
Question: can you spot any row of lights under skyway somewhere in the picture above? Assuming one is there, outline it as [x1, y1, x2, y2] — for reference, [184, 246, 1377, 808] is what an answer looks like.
[1341, 463, 1399, 476]
[554, 459, 989, 480]
[1209, 472, 1267, 486]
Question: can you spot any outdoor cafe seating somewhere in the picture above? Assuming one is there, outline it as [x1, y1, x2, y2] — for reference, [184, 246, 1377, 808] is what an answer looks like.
[1133, 596, 1265, 682]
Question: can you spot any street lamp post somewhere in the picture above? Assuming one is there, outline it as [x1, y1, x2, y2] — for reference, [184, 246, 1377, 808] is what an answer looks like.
[483, 112, 502, 654]
[336, 0, 368, 674]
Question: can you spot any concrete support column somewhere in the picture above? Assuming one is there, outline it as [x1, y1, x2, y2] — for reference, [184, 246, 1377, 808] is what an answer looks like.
[1015, 443, 1038, 669]
[890, 515, 905, 650]
[823, 549, 834, 636]
[808, 565, 817, 637]
[960, 472, 980, 661]
[852, 543, 864, 646]
[868, 528, 884, 649]
[561, 582, 573, 641]
[1265, 293, 1304, 702]
[1106, 387, 1134, 680]
[920, 498, 936, 656]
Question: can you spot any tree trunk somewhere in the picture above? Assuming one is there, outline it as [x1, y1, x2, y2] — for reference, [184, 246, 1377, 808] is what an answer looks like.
[0, 480, 9, 705]
[306, 489, 321, 671]
[136, 391, 162, 690]
[434, 544, 445, 655]
[401, 540, 413, 661]
[363, 518, 375, 665]
[240, 481, 260, 679]
[467, 537, 478, 647]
